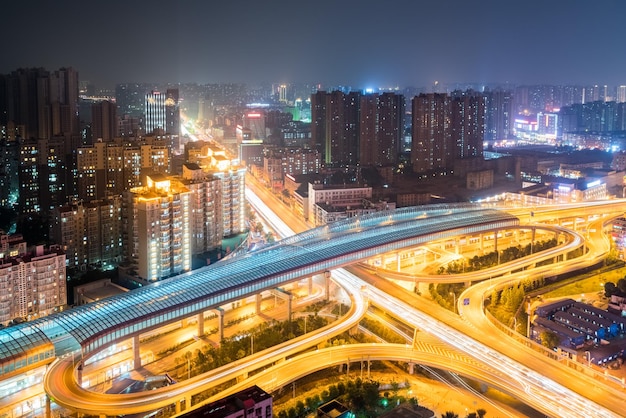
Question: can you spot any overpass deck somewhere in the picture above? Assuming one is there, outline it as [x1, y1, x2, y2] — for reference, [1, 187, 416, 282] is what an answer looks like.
[0, 204, 517, 378]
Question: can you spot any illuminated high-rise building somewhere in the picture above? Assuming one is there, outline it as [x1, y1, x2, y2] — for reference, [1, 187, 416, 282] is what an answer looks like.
[2, 67, 80, 212]
[279, 84, 288, 103]
[50, 197, 123, 269]
[77, 140, 170, 201]
[411, 90, 485, 173]
[0, 243, 67, 326]
[484, 89, 512, 142]
[449, 90, 485, 160]
[411, 93, 450, 173]
[125, 174, 192, 282]
[310, 90, 360, 165]
[180, 163, 222, 254]
[617, 86, 626, 104]
[359, 92, 404, 166]
[144, 90, 167, 134]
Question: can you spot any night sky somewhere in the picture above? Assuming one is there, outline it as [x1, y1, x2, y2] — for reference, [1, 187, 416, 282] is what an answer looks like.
[3, 0, 625, 89]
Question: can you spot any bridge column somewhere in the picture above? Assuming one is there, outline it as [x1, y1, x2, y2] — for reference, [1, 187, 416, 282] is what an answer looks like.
[480, 233, 484, 253]
[324, 271, 331, 301]
[408, 362, 415, 374]
[214, 307, 224, 341]
[46, 395, 51, 418]
[396, 251, 401, 272]
[308, 276, 313, 295]
[133, 335, 141, 370]
[197, 312, 204, 337]
[256, 293, 262, 314]
[77, 361, 83, 387]
[455, 237, 460, 254]
[175, 398, 181, 414]
[287, 294, 293, 322]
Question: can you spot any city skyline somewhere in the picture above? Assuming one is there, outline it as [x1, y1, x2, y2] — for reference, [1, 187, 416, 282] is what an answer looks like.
[4, 0, 626, 89]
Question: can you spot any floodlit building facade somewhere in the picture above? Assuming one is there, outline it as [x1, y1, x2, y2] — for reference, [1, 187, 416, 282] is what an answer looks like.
[0, 245, 67, 326]
[125, 174, 192, 282]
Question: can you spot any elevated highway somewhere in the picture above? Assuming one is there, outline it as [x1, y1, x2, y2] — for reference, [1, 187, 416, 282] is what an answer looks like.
[2, 197, 625, 416]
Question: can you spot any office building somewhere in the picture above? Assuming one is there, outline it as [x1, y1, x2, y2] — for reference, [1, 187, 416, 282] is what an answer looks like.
[145, 90, 167, 134]
[307, 182, 372, 226]
[115, 83, 149, 118]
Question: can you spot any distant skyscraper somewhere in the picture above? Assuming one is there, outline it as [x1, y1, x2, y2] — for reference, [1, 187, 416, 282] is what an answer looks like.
[144, 90, 167, 134]
[411, 93, 450, 173]
[1, 67, 80, 212]
[359, 92, 404, 166]
[91, 100, 117, 141]
[310, 90, 360, 165]
[449, 90, 485, 160]
[411, 90, 485, 173]
[165, 88, 180, 136]
[617, 86, 626, 103]
[115, 83, 149, 118]
[279, 84, 288, 103]
[484, 89, 512, 142]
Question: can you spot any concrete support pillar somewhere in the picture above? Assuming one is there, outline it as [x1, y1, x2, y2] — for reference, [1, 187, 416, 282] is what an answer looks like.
[308, 277, 313, 295]
[397, 252, 401, 272]
[480, 233, 484, 252]
[256, 293, 262, 314]
[46, 395, 51, 418]
[324, 271, 331, 301]
[287, 295, 293, 322]
[175, 399, 181, 414]
[77, 361, 83, 387]
[133, 335, 141, 370]
[408, 363, 415, 374]
[455, 237, 460, 254]
[197, 312, 204, 337]
[214, 308, 224, 341]
[494, 230, 499, 254]
[338, 363, 343, 373]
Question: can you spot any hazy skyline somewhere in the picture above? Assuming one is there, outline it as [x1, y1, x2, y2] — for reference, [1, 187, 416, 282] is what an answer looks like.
[4, 0, 626, 89]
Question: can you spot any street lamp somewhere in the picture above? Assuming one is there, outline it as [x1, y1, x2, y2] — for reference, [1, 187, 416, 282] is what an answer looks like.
[450, 292, 456, 314]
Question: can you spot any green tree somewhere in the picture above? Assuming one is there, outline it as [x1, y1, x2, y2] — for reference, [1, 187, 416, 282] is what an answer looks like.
[476, 408, 487, 418]
[442, 412, 459, 418]
[539, 330, 561, 349]
[295, 400, 305, 416]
